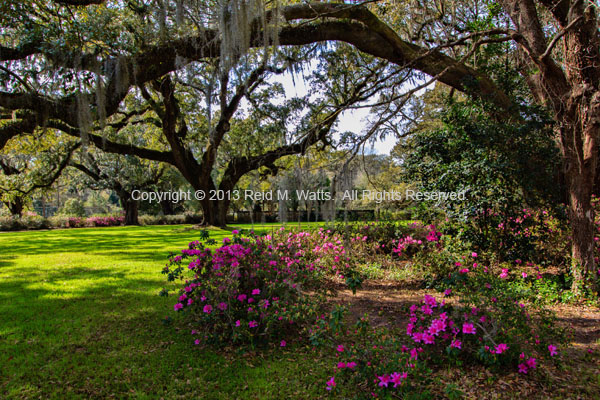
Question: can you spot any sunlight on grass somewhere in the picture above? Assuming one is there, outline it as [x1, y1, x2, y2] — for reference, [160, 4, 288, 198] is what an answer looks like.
[0, 224, 339, 399]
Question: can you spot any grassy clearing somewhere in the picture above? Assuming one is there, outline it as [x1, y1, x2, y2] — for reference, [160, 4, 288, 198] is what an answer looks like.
[0, 224, 340, 399]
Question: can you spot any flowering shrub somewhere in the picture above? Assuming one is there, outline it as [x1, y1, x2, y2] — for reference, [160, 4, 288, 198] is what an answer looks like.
[325, 272, 566, 397]
[440, 208, 569, 266]
[326, 325, 431, 398]
[86, 215, 125, 227]
[164, 231, 329, 345]
[430, 267, 566, 372]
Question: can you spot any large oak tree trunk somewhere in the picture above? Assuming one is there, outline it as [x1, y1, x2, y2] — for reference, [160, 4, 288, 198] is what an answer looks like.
[561, 115, 599, 294]
[119, 193, 139, 226]
[199, 196, 230, 227]
[6, 197, 25, 217]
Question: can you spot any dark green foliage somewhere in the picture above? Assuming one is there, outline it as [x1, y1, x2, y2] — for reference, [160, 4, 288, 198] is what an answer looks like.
[405, 97, 562, 253]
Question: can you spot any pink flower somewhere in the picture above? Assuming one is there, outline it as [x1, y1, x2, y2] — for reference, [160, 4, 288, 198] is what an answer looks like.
[410, 348, 418, 360]
[494, 343, 509, 354]
[522, 272, 528, 278]
[235, 320, 241, 327]
[518, 363, 528, 374]
[428, 319, 447, 336]
[232, 229, 239, 234]
[218, 302, 228, 311]
[237, 294, 247, 302]
[174, 303, 183, 311]
[203, 304, 212, 313]
[337, 362, 346, 369]
[280, 340, 286, 347]
[462, 323, 476, 334]
[444, 289, 452, 296]
[336, 345, 345, 352]
[194, 339, 200, 345]
[548, 344, 558, 356]
[459, 268, 470, 274]
[450, 340, 461, 349]
[252, 288, 261, 295]
[471, 252, 478, 258]
[377, 375, 390, 387]
[249, 320, 258, 328]
[390, 372, 407, 388]
[526, 358, 537, 369]
[326, 376, 336, 391]
[346, 361, 357, 369]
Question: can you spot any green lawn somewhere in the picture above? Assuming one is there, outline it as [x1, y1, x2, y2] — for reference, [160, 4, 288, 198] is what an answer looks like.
[0, 224, 337, 399]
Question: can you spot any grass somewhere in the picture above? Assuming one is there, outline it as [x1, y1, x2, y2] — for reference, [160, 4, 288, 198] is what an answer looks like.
[0, 224, 338, 399]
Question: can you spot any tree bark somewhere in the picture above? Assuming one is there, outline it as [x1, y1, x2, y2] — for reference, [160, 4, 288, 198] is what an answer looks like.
[119, 193, 139, 225]
[561, 116, 600, 294]
[6, 197, 25, 217]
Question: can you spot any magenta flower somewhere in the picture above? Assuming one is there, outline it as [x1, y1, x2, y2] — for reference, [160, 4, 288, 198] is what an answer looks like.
[252, 288, 261, 295]
[518, 363, 528, 374]
[494, 343, 509, 354]
[194, 339, 200, 345]
[499, 268, 509, 279]
[548, 344, 558, 356]
[235, 320, 241, 327]
[346, 361, 357, 369]
[232, 229, 239, 234]
[326, 376, 336, 391]
[237, 294, 247, 302]
[174, 303, 183, 311]
[218, 302, 228, 311]
[390, 372, 407, 388]
[471, 252, 478, 258]
[377, 375, 390, 387]
[450, 340, 461, 349]
[526, 357, 537, 369]
[336, 345, 345, 352]
[337, 362, 346, 369]
[462, 323, 476, 334]
[203, 304, 212, 314]
[410, 348, 418, 360]
[428, 319, 446, 336]
[249, 320, 258, 328]
[280, 340, 286, 347]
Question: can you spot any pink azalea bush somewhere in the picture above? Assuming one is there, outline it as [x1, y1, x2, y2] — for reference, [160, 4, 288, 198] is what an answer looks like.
[86, 215, 125, 227]
[326, 274, 565, 396]
[164, 230, 332, 345]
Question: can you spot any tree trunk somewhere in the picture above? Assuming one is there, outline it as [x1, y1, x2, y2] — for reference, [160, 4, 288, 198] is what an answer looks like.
[119, 193, 139, 225]
[561, 120, 599, 295]
[198, 194, 230, 228]
[6, 197, 25, 217]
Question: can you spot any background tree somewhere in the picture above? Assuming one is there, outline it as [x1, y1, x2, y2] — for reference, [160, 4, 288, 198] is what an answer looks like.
[69, 150, 164, 225]
[0, 132, 79, 216]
